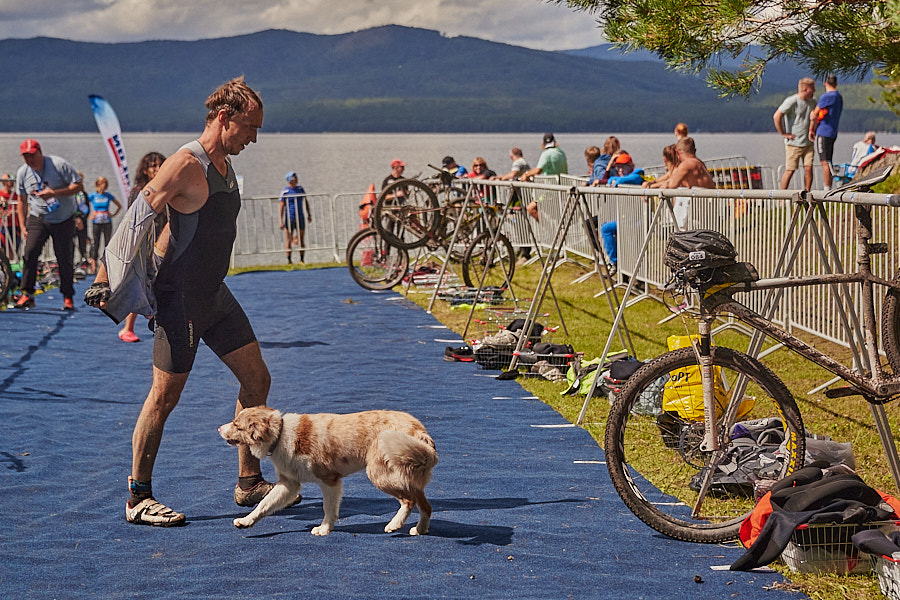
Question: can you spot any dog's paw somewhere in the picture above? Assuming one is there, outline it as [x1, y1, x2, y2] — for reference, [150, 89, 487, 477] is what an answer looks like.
[410, 526, 426, 536]
[233, 517, 254, 528]
[311, 524, 332, 536]
[384, 522, 402, 533]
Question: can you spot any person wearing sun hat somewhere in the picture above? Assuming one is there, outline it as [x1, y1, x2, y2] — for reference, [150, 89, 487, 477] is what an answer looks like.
[279, 170, 310, 264]
[14, 138, 84, 310]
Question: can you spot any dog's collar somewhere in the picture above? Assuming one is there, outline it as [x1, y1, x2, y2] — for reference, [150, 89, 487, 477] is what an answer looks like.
[266, 417, 284, 456]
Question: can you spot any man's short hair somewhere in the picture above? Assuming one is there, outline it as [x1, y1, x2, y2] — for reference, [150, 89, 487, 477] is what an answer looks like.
[584, 146, 601, 163]
[510, 147, 523, 157]
[798, 77, 815, 92]
[825, 73, 838, 86]
[676, 137, 696, 155]
[205, 76, 263, 123]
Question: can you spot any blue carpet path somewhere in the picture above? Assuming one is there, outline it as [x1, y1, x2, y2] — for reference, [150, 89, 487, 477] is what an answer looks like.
[0, 268, 805, 599]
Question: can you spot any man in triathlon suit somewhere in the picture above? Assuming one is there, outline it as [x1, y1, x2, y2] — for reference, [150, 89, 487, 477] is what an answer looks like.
[85, 77, 282, 526]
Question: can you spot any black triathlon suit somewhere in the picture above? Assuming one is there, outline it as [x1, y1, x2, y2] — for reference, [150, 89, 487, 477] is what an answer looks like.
[152, 140, 256, 373]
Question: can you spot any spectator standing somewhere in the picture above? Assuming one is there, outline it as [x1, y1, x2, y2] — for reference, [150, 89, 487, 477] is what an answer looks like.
[810, 73, 843, 190]
[519, 132, 568, 220]
[382, 158, 406, 191]
[1, 173, 21, 257]
[280, 170, 311, 264]
[773, 77, 817, 190]
[14, 139, 83, 310]
[72, 173, 90, 269]
[520, 133, 568, 181]
[118, 151, 166, 343]
[87, 176, 122, 274]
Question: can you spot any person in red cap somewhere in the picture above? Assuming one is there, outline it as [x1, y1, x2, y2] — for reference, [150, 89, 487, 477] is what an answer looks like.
[14, 138, 84, 310]
[382, 158, 406, 191]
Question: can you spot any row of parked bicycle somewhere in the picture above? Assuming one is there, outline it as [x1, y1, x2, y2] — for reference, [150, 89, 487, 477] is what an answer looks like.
[345, 168, 516, 291]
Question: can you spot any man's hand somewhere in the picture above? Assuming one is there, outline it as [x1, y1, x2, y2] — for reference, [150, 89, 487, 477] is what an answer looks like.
[84, 282, 110, 308]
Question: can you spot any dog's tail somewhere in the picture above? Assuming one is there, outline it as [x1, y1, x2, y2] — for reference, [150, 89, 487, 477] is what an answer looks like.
[378, 430, 439, 473]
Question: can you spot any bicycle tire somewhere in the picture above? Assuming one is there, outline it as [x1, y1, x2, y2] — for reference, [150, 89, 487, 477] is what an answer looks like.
[346, 228, 409, 291]
[373, 179, 441, 250]
[881, 269, 900, 375]
[0, 250, 10, 301]
[604, 346, 805, 543]
[461, 232, 515, 289]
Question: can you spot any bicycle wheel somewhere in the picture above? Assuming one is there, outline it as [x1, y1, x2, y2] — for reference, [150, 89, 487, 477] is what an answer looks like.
[439, 198, 478, 263]
[604, 346, 805, 543]
[881, 269, 900, 374]
[373, 179, 441, 250]
[0, 250, 11, 301]
[346, 228, 409, 291]
[461, 232, 515, 289]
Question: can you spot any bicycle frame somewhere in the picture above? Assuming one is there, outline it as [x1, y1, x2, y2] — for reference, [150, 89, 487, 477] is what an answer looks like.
[685, 198, 900, 502]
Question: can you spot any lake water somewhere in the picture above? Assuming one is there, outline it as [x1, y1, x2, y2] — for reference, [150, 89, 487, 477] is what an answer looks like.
[2, 131, 898, 200]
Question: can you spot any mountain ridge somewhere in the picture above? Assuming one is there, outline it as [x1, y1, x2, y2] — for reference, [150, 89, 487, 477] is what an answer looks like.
[0, 26, 893, 133]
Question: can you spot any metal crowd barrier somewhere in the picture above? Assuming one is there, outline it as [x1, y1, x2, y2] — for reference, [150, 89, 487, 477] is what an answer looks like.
[8, 164, 900, 359]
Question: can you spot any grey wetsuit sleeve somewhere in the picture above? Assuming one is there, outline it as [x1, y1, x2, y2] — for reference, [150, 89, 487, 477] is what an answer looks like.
[100, 194, 159, 323]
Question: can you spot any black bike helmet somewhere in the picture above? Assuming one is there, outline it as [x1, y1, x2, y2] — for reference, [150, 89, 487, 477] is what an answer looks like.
[664, 229, 738, 272]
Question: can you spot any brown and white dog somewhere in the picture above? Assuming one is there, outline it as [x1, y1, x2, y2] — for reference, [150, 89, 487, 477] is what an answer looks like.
[218, 406, 438, 536]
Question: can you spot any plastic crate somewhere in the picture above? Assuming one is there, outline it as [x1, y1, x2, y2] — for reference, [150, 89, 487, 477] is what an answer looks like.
[781, 522, 896, 574]
[873, 554, 900, 600]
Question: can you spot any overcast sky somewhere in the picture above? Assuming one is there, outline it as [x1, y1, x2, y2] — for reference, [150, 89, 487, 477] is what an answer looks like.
[0, 0, 605, 51]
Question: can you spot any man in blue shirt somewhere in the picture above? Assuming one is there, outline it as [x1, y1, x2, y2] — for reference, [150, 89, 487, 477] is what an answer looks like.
[14, 139, 83, 310]
[810, 73, 843, 190]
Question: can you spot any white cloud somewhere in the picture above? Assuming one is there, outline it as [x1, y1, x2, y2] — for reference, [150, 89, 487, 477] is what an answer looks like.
[0, 0, 604, 50]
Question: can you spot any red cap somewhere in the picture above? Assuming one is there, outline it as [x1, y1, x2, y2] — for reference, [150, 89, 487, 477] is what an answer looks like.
[390, 159, 406, 168]
[614, 152, 633, 164]
[20, 139, 41, 155]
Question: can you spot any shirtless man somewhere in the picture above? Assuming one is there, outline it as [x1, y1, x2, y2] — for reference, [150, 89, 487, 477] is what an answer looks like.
[658, 137, 715, 189]
[84, 77, 283, 526]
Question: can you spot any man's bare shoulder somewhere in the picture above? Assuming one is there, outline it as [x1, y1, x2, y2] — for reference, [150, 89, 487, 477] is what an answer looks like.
[143, 147, 208, 212]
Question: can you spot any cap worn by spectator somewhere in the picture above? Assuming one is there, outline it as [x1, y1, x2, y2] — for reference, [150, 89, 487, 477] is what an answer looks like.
[285, 171, 298, 182]
[614, 152, 633, 164]
[20, 139, 41, 155]
[390, 159, 406, 168]
[442, 156, 456, 169]
[543, 133, 556, 148]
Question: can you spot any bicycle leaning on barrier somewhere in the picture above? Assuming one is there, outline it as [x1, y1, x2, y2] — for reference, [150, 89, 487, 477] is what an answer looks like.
[604, 166, 900, 543]
[371, 166, 516, 289]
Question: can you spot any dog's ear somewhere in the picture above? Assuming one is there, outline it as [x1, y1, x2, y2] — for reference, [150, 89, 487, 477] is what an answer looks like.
[245, 410, 278, 445]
